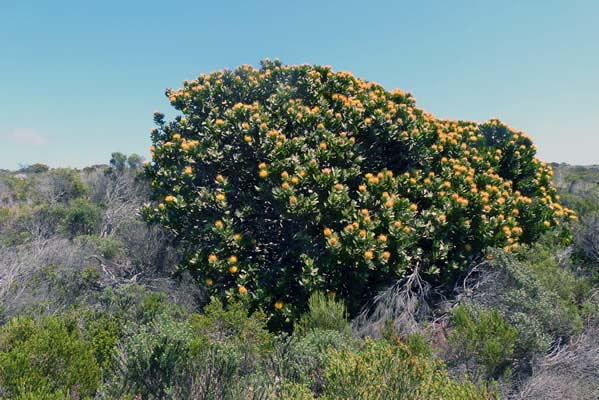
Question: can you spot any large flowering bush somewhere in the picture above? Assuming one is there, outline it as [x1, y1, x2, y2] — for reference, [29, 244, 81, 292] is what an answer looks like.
[142, 60, 575, 323]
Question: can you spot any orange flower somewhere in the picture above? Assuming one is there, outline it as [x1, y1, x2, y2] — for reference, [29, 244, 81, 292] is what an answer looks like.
[289, 196, 298, 205]
[324, 228, 332, 237]
[364, 250, 374, 260]
[274, 301, 284, 310]
[205, 278, 214, 286]
[382, 251, 391, 260]
[238, 285, 248, 295]
[215, 193, 226, 202]
[208, 254, 218, 263]
[229, 265, 238, 274]
[214, 220, 224, 229]
[244, 135, 252, 143]
[259, 170, 269, 179]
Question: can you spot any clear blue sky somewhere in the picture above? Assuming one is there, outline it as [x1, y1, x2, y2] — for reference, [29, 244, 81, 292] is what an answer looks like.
[1, 0, 597, 169]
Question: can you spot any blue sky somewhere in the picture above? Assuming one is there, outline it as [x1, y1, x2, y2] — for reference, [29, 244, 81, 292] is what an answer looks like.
[1, 0, 597, 169]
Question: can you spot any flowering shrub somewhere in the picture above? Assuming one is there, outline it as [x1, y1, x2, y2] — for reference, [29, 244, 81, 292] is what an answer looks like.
[142, 59, 575, 322]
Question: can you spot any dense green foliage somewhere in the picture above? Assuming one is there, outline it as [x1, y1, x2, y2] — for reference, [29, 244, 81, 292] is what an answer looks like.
[0, 314, 101, 399]
[294, 291, 352, 337]
[61, 198, 103, 237]
[142, 60, 574, 322]
[448, 306, 518, 381]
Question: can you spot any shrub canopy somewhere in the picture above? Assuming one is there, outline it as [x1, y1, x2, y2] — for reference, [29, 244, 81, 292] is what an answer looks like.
[142, 59, 574, 323]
